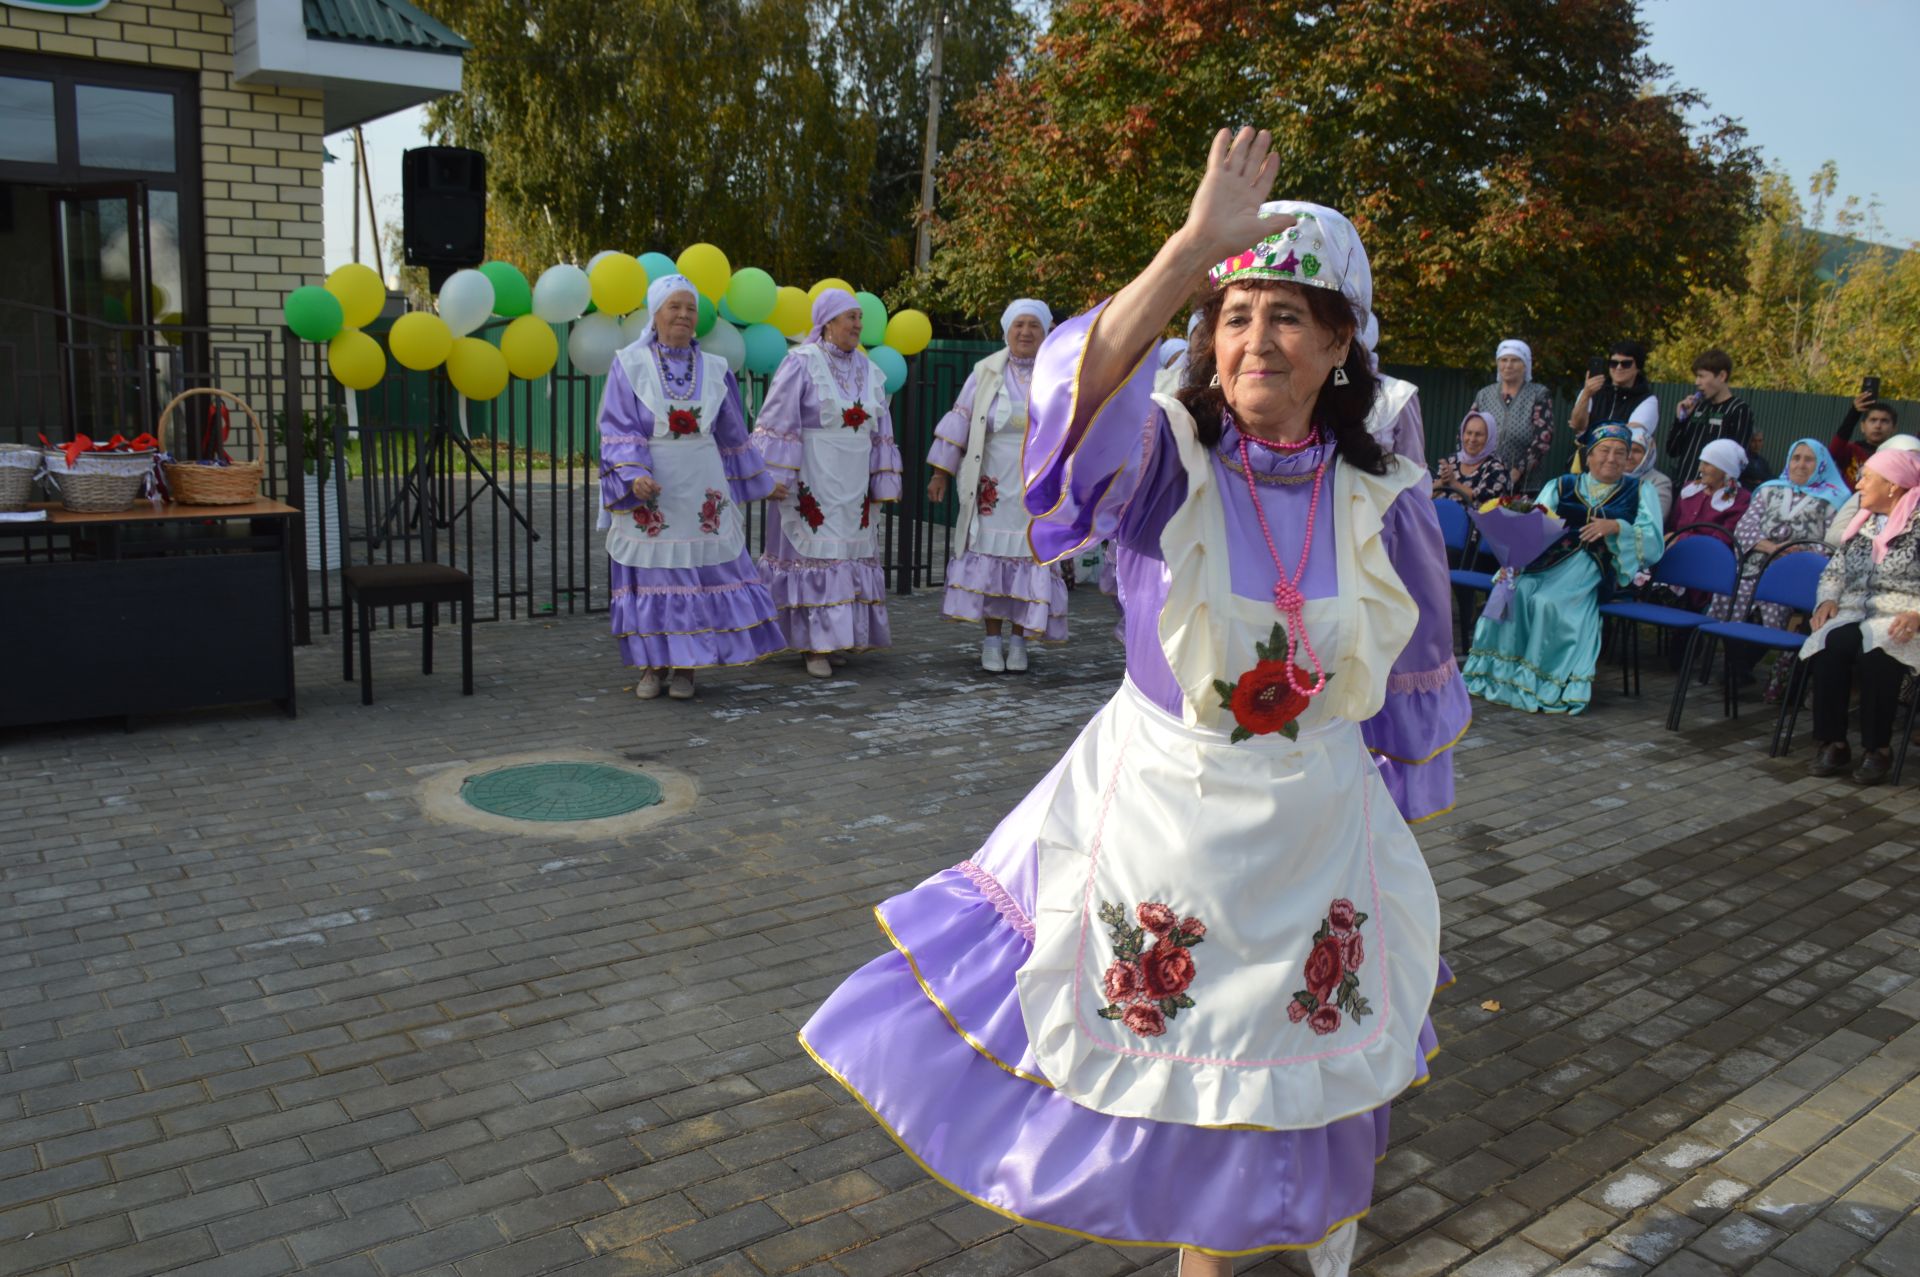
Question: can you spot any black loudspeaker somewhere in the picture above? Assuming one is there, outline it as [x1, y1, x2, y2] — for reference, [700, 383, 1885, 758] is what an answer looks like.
[402, 147, 485, 286]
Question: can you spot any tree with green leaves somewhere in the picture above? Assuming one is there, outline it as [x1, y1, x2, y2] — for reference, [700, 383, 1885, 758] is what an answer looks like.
[906, 0, 1760, 372]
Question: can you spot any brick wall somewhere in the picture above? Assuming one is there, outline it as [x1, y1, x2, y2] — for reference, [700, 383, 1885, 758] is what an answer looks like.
[0, 0, 325, 329]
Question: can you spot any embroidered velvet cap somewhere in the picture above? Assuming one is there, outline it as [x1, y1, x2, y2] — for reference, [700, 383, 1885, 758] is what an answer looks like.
[1208, 201, 1372, 332]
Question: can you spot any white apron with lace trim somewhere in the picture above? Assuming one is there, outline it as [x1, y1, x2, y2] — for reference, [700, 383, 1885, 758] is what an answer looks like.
[1015, 396, 1441, 1131]
[777, 344, 884, 561]
[604, 346, 743, 569]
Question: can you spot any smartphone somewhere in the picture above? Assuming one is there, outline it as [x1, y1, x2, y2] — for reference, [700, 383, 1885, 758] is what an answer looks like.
[1862, 375, 1881, 399]
[1588, 356, 1607, 378]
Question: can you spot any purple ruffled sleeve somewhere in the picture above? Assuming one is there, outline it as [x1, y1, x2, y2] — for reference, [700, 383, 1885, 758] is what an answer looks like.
[870, 390, 903, 503]
[1362, 485, 1470, 824]
[1024, 301, 1186, 564]
[713, 369, 774, 503]
[598, 360, 654, 516]
[749, 353, 810, 477]
[928, 372, 977, 475]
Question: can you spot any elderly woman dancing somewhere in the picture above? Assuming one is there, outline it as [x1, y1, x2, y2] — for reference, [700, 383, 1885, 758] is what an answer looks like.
[802, 129, 1467, 1276]
[1803, 449, 1920, 784]
[927, 299, 1066, 671]
[597, 274, 787, 700]
[752, 289, 904, 678]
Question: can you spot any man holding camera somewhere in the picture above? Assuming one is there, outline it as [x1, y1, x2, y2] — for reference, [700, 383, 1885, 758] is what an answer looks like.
[1832, 382, 1899, 490]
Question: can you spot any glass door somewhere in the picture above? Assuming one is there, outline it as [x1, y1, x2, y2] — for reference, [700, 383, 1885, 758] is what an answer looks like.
[50, 183, 155, 439]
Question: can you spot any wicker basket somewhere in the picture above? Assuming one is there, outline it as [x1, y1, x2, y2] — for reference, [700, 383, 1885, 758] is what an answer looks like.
[159, 388, 267, 505]
[43, 448, 155, 513]
[0, 442, 36, 512]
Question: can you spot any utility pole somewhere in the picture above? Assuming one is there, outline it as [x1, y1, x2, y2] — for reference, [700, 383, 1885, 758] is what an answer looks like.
[350, 135, 361, 265]
[915, 0, 944, 270]
[354, 126, 383, 278]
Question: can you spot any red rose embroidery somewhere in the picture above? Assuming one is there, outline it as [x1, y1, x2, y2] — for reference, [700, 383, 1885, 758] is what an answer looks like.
[698, 488, 726, 535]
[842, 403, 869, 430]
[795, 482, 826, 531]
[1136, 903, 1176, 936]
[977, 474, 1000, 517]
[1095, 900, 1207, 1038]
[667, 408, 700, 436]
[632, 501, 666, 538]
[1288, 898, 1373, 1035]
[860, 495, 872, 529]
[1212, 623, 1330, 744]
[1103, 961, 1141, 1001]
[1141, 944, 1195, 999]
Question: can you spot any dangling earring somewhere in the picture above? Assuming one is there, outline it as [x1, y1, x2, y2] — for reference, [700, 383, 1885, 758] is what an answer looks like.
[1208, 373, 1221, 388]
[1333, 367, 1349, 386]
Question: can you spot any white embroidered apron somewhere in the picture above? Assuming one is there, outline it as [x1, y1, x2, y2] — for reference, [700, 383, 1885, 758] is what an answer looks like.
[951, 351, 1033, 560]
[778, 345, 883, 561]
[604, 346, 744, 569]
[1015, 397, 1441, 1131]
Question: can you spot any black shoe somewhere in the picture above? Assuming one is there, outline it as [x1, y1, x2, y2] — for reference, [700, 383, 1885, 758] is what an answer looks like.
[1809, 742, 1853, 778]
[1853, 750, 1892, 786]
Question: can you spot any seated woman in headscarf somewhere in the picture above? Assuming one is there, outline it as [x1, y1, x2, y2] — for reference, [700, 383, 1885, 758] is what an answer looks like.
[1669, 437, 1751, 543]
[1463, 425, 1664, 714]
[1432, 410, 1514, 507]
[1802, 449, 1920, 785]
[1627, 425, 1673, 521]
[1719, 439, 1849, 688]
[926, 299, 1066, 672]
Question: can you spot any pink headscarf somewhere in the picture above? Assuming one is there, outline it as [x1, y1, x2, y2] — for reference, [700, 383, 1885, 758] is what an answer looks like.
[808, 288, 862, 346]
[1844, 449, 1920, 562]
[1455, 410, 1498, 467]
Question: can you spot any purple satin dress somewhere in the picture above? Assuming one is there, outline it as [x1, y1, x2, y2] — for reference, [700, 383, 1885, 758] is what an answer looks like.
[801, 304, 1469, 1255]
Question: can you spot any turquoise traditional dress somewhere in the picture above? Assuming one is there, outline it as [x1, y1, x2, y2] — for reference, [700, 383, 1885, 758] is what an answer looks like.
[1463, 473, 1664, 714]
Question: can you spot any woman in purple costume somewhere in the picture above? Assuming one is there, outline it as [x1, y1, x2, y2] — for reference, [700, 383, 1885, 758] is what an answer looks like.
[802, 131, 1468, 1274]
[752, 290, 904, 679]
[926, 299, 1068, 672]
[597, 274, 787, 701]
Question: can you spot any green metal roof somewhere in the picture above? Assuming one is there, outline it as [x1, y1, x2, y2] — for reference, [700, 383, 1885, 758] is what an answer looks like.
[303, 0, 470, 55]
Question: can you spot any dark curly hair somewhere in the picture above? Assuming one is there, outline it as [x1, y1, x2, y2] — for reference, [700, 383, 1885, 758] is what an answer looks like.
[1175, 279, 1390, 476]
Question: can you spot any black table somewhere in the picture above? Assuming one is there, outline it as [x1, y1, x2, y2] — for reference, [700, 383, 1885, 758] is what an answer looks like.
[1, 500, 298, 728]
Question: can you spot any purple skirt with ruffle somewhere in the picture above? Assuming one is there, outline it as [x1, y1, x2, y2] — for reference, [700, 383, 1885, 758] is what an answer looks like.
[940, 550, 1069, 641]
[609, 552, 788, 670]
[758, 506, 891, 653]
[802, 752, 1449, 1257]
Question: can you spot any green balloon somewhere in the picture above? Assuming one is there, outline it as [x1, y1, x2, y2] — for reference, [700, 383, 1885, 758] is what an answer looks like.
[284, 285, 344, 342]
[725, 267, 778, 325]
[717, 296, 742, 325]
[480, 261, 532, 317]
[696, 294, 717, 337]
[855, 291, 887, 348]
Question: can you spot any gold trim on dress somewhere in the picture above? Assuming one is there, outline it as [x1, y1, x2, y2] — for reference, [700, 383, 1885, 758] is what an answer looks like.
[1371, 716, 1472, 766]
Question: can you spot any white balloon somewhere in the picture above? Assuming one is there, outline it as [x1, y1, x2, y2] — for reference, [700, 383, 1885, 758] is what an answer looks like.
[567, 313, 623, 377]
[703, 317, 745, 374]
[620, 310, 652, 347]
[437, 269, 495, 337]
[532, 264, 591, 324]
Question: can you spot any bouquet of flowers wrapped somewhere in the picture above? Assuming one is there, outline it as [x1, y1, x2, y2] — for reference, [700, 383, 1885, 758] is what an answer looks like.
[1469, 495, 1567, 621]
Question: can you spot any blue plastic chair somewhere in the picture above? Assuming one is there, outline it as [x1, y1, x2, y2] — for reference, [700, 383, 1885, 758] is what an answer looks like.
[1673, 548, 1828, 747]
[1434, 497, 1494, 653]
[1598, 535, 1738, 700]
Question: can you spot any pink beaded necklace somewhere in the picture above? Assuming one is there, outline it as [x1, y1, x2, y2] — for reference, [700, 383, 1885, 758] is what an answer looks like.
[1235, 423, 1330, 698]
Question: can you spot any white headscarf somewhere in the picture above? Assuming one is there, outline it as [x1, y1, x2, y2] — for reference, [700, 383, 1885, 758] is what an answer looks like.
[1683, 438, 1749, 510]
[636, 273, 698, 348]
[1251, 200, 1372, 334]
[1000, 298, 1053, 339]
[1496, 339, 1532, 385]
[1361, 312, 1381, 373]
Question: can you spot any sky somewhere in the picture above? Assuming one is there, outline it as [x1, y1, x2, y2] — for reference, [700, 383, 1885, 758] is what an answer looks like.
[321, 0, 1920, 280]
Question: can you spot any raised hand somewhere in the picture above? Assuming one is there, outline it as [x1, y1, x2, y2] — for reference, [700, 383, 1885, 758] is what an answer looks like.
[1179, 128, 1286, 265]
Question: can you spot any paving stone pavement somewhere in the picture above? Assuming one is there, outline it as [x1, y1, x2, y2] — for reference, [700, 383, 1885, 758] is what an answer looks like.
[4, 588, 1920, 1277]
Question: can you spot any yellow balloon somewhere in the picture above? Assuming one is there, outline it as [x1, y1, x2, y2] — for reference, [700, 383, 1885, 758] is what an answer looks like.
[325, 263, 386, 329]
[884, 309, 933, 357]
[500, 314, 559, 379]
[808, 278, 854, 303]
[589, 254, 646, 316]
[327, 328, 386, 391]
[768, 286, 811, 338]
[447, 336, 509, 401]
[676, 243, 732, 302]
[388, 311, 453, 371]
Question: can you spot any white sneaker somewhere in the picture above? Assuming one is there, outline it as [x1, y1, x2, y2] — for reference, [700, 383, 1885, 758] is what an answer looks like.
[667, 671, 696, 700]
[981, 636, 1006, 673]
[805, 653, 833, 678]
[634, 669, 663, 700]
[1308, 1221, 1356, 1277]
[1005, 635, 1029, 673]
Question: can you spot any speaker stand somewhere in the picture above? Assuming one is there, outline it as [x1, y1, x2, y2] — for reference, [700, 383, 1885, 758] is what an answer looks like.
[370, 382, 538, 556]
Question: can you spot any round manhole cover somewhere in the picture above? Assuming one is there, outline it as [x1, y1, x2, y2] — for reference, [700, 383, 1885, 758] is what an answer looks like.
[461, 763, 662, 822]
